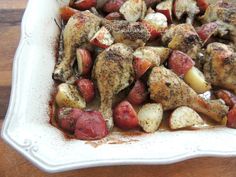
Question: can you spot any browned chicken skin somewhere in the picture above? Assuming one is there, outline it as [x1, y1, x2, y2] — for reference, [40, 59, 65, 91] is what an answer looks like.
[200, 1, 236, 42]
[162, 24, 202, 59]
[149, 66, 228, 122]
[93, 43, 134, 129]
[204, 42, 236, 93]
[53, 11, 101, 82]
[102, 20, 150, 49]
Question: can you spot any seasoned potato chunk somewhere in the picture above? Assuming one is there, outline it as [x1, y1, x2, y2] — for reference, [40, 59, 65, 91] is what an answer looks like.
[56, 83, 86, 109]
[138, 103, 163, 133]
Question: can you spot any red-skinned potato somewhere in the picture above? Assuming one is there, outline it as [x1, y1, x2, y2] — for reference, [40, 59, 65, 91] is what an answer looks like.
[90, 26, 114, 49]
[105, 12, 122, 20]
[75, 111, 108, 140]
[145, 0, 161, 7]
[196, 22, 218, 44]
[173, 0, 200, 23]
[113, 101, 139, 129]
[72, 0, 96, 10]
[127, 80, 148, 105]
[196, 0, 209, 12]
[76, 48, 93, 75]
[133, 47, 161, 67]
[168, 50, 195, 77]
[57, 107, 83, 133]
[119, 0, 146, 22]
[60, 6, 79, 22]
[134, 46, 171, 64]
[227, 106, 236, 129]
[142, 12, 167, 39]
[215, 90, 236, 109]
[133, 57, 152, 79]
[156, 0, 173, 23]
[76, 78, 95, 103]
[103, 0, 125, 13]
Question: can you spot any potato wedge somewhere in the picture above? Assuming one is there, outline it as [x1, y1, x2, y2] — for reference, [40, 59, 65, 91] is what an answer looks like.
[56, 83, 86, 109]
[184, 66, 211, 94]
[169, 106, 204, 129]
[119, 0, 145, 22]
[138, 103, 163, 133]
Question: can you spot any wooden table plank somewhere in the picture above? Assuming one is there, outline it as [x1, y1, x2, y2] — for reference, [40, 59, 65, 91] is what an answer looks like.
[0, 0, 28, 9]
[1, 0, 236, 177]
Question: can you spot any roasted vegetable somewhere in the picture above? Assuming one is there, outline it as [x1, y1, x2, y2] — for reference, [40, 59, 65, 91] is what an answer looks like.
[142, 12, 168, 39]
[72, 0, 96, 10]
[184, 66, 211, 94]
[57, 107, 83, 133]
[60, 6, 79, 23]
[75, 110, 108, 140]
[119, 0, 146, 22]
[156, 0, 173, 23]
[76, 48, 93, 75]
[103, 0, 125, 12]
[227, 106, 236, 129]
[76, 79, 95, 103]
[133, 57, 152, 79]
[56, 83, 86, 109]
[127, 80, 148, 105]
[138, 103, 163, 133]
[90, 26, 114, 49]
[173, 0, 200, 23]
[113, 101, 139, 129]
[169, 106, 204, 130]
[168, 50, 195, 77]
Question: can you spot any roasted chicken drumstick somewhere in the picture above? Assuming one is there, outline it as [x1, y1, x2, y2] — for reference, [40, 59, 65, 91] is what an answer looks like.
[149, 66, 228, 122]
[93, 43, 134, 130]
[204, 42, 236, 94]
[53, 11, 101, 82]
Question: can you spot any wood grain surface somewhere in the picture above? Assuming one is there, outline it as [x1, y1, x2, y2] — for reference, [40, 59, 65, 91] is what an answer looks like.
[1, 0, 236, 177]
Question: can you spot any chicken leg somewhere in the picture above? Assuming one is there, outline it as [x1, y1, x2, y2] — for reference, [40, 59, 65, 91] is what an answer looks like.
[93, 43, 134, 130]
[149, 66, 228, 122]
[204, 42, 236, 94]
[53, 11, 101, 82]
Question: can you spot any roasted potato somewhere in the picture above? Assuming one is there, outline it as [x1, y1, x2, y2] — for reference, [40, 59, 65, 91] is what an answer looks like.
[169, 106, 204, 130]
[184, 66, 211, 94]
[127, 80, 148, 105]
[76, 48, 93, 75]
[113, 101, 139, 129]
[76, 79, 95, 103]
[90, 26, 114, 48]
[156, 0, 173, 23]
[119, 0, 146, 22]
[138, 103, 163, 133]
[56, 83, 86, 109]
[168, 50, 195, 77]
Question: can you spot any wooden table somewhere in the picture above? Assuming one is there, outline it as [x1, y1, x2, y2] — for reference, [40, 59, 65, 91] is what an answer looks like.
[1, 0, 236, 176]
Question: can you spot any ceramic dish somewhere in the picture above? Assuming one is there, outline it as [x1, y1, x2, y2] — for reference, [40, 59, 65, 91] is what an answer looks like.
[2, 0, 236, 173]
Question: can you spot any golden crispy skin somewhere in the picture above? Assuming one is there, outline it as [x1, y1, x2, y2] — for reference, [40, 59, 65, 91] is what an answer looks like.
[102, 20, 150, 49]
[53, 11, 101, 82]
[204, 42, 236, 93]
[162, 24, 202, 59]
[149, 66, 228, 122]
[93, 43, 134, 130]
[200, 1, 236, 43]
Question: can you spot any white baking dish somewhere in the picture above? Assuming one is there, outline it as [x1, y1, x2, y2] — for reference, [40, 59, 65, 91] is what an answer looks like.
[2, 0, 236, 173]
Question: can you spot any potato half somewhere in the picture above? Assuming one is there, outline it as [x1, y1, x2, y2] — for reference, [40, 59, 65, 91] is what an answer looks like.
[169, 106, 204, 129]
[138, 103, 163, 133]
[56, 83, 86, 109]
[184, 66, 211, 94]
